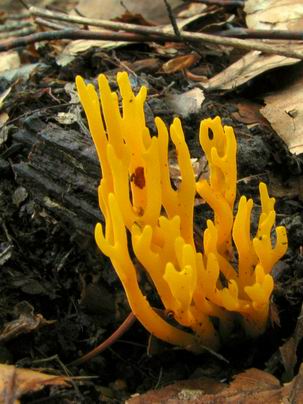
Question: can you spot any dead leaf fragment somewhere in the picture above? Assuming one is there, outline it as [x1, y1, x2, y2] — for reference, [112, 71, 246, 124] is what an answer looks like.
[232, 100, 270, 126]
[260, 68, 303, 154]
[245, 0, 303, 31]
[162, 53, 200, 74]
[127, 368, 283, 403]
[0, 301, 55, 343]
[166, 87, 205, 117]
[206, 0, 303, 91]
[0, 364, 70, 404]
[128, 364, 303, 403]
[75, 0, 183, 24]
[207, 51, 299, 91]
[0, 51, 20, 73]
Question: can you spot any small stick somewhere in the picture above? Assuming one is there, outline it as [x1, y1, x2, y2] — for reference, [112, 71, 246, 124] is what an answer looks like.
[0, 27, 35, 40]
[194, 0, 244, 5]
[0, 21, 33, 33]
[163, 0, 202, 57]
[68, 312, 136, 366]
[217, 28, 303, 41]
[35, 17, 75, 31]
[0, 29, 164, 52]
[28, 6, 303, 60]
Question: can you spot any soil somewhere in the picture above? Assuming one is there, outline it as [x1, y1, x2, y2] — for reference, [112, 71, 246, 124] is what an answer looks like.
[0, 19, 303, 404]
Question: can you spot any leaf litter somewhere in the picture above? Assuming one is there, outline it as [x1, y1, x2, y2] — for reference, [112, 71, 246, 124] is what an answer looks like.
[0, 0, 302, 401]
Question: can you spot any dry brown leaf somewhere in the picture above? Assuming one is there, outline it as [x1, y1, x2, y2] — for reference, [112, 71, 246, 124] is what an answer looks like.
[162, 53, 200, 74]
[206, 0, 303, 90]
[0, 364, 70, 404]
[60, 3, 207, 60]
[75, 0, 183, 24]
[245, 0, 303, 31]
[206, 51, 299, 91]
[232, 100, 271, 125]
[260, 68, 303, 154]
[0, 301, 55, 343]
[127, 368, 283, 403]
[128, 364, 303, 403]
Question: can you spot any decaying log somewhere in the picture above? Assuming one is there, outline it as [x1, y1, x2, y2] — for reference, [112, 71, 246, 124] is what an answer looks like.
[12, 116, 103, 241]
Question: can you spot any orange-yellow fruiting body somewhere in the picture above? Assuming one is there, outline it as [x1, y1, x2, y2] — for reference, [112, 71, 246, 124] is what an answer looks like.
[76, 72, 288, 351]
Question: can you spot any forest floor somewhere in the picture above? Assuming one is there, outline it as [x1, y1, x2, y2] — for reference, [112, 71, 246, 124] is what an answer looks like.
[0, 0, 303, 402]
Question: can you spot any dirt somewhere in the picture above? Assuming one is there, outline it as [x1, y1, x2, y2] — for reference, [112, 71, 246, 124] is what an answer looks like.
[0, 23, 303, 404]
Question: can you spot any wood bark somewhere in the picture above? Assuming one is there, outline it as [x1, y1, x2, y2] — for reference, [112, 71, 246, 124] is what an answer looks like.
[12, 116, 103, 241]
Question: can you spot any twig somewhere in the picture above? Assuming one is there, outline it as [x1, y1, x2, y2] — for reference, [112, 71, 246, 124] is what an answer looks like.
[0, 29, 165, 52]
[35, 17, 74, 31]
[194, 0, 244, 5]
[0, 21, 33, 32]
[0, 27, 35, 40]
[163, 0, 202, 57]
[217, 28, 303, 40]
[68, 312, 136, 366]
[163, 0, 181, 38]
[29, 5, 177, 33]
[17, 0, 30, 9]
[28, 6, 303, 60]
[6, 12, 31, 20]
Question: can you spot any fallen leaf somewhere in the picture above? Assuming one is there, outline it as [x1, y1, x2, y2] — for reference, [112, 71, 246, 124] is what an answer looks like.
[0, 301, 55, 343]
[260, 68, 303, 154]
[128, 364, 303, 403]
[206, 51, 299, 91]
[75, 0, 183, 24]
[58, 9, 207, 63]
[165, 87, 205, 117]
[0, 51, 20, 73]
[162, 53, 200, 74]
[232, 100, 270, 125]
[177, 3, 207, 18]
[127, 368, 283, 403]
[245, 0, 303, 31]
[0, 364, 70, 404]
[206, 0, 303, 90]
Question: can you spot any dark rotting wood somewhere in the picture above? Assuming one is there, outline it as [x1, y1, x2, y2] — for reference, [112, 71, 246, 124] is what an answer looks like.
[12, 116, 103, 240]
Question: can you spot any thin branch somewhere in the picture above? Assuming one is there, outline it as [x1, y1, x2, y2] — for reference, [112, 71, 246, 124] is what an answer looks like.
[17, 0, 30, 9]
[28, 6, 303, 60]
[0, 21, 33, 33]
[68, 312, 136, 366]
[217, 28, 303, 40]
[0, 29, 165, 52]
[163, 0, 202, 57]
[0, 27, 35, 40]
[163, 0, 182, 38]
[194, 0, 244, 6]
[35, 17, 75, 31]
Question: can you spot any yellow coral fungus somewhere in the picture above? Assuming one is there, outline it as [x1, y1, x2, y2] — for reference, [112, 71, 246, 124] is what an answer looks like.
[76, 72, 288, 352]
